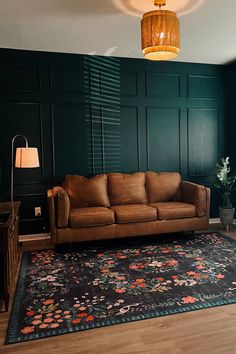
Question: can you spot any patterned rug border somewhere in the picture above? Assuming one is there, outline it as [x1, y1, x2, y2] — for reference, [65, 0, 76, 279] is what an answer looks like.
[6, 231, 236, 344]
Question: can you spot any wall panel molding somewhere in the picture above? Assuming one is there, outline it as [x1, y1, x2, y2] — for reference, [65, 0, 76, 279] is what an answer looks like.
[187, 74, 220, 99]
[145, 72, 181, 98]
[0, 62, 40, 92]
[49, 64, 84, 94]
[51, 102, 87, 181]
[120, 105, 140, 172]
[121, 71, 138, 97]
[146, 106, 181, 172]
[187, 108, 219, 177]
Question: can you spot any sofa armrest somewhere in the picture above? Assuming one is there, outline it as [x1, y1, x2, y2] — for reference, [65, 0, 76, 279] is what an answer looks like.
[47, 189, 57, 242]
[181, 181, 210, 217]
[47, 186, 70, 233]
[56, 188, 70, 228]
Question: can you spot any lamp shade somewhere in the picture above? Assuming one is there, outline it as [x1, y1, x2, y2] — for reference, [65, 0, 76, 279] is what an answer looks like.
[141, 10, 180, 61]
[15, 147, 40, 168]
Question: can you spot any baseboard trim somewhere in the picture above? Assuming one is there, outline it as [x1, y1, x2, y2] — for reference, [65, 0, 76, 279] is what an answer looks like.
[209, 218, 220, 224]
[209, 218, 236, 224]
[19, 233, 51, 242]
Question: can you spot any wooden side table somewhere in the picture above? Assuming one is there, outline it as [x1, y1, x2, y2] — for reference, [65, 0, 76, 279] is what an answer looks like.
[0, 202, 21, 312]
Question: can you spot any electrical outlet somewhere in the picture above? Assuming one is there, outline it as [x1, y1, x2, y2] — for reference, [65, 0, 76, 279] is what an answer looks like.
[35, 207, 41, 217]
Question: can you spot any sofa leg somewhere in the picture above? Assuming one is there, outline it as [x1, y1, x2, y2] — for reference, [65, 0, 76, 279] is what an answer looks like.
[191, 231, 195, 236]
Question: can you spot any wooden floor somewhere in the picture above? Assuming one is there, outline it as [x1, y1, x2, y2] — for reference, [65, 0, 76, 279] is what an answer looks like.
[1, 226, 236, 354]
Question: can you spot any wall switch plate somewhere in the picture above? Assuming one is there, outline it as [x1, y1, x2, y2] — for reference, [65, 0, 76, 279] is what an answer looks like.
[35, 207, 41, 217]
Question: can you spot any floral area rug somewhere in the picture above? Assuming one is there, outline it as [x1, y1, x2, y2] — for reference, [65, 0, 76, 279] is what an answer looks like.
[6, 232, 236, 344]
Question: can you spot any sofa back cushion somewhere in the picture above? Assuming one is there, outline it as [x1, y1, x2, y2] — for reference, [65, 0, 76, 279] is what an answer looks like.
[146, 172, 181, 203]
[108, 172, 147, 205]
[64, 174, 110, 208]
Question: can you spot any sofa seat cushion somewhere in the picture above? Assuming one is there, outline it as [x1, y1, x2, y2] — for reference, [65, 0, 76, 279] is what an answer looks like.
[69, 207, 115, 228]
[108, 172, 147, 205]
[150, 202, 196, 220]
[146, 172, 181, 203]
[110, 204, 157, 224]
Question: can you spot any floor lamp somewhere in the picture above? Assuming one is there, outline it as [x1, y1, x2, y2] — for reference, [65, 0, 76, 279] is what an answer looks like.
[11, 135, 40, 218]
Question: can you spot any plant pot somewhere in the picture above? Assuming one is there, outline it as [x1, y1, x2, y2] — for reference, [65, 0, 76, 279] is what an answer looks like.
[219, 207, 235, 225]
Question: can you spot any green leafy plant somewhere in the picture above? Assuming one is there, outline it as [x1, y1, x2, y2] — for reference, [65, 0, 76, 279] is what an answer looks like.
[213, 157, 236, 208]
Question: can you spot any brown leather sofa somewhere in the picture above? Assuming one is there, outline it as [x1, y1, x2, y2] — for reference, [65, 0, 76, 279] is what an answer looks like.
[47, 172, 210, 244]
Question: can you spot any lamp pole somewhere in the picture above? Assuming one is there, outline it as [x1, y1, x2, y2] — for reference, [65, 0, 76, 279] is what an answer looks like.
[11, 135, 28, 210]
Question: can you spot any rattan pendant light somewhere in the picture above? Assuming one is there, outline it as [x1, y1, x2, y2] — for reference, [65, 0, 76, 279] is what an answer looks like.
[141, 0, 180, 61]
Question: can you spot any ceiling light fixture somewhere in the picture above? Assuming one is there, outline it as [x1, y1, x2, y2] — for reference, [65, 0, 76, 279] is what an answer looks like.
[141, 0, 180, 61]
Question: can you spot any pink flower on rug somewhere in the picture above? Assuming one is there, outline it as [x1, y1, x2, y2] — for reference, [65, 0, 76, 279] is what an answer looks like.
[46, 312, 53, 317]
[44, 318, 54, 323]
[26, 311, 35, 316]
[64, 315, 72, 319]
[50, 323, 60, 328]
[129, 265, 139, 270]
[166, 259, 178, 266]
[21, 326, 35, 334]
[161, 247, 172, 253]
[182, 296, 198, 304]
[39, 324, 48, 329]
[216, 274, 225, 279]
[196, 265, 205, 269]
[33, 314, 42, 319]
[42, 299, 54, 305]
[116, 276, 126, 281]
[32, 320, 41, 325]
[115, 288, 126, 293]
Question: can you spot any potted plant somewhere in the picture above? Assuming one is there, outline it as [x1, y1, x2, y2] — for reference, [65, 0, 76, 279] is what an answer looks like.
[214, 157, 236, 226]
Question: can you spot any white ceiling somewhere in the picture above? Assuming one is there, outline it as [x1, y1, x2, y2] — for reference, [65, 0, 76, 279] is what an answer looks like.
[0, 0, 235, 64]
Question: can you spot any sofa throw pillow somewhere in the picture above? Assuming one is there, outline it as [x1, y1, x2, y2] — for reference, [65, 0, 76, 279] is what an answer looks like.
[108, 172, 147, 205]
[146, 172, 181, 203]
[64, 174, 110, 208]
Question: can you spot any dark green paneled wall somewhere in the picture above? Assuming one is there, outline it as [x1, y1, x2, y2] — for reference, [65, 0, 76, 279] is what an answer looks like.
[0, 49, 226, 234]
